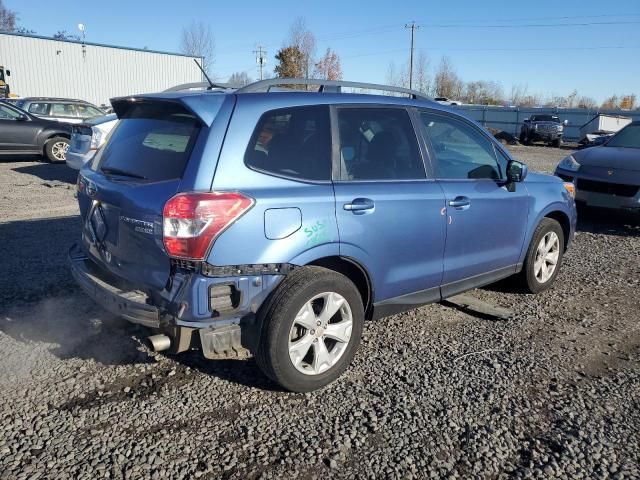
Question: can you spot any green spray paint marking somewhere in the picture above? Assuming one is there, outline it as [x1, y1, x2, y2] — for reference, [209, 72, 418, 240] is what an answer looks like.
[304, 219, 329, 247]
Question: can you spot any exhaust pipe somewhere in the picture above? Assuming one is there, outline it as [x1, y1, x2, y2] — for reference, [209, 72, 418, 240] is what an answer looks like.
[147, 334, 171, 352]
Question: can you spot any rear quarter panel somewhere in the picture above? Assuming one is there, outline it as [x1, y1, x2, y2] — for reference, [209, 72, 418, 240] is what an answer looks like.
[205, 94, 340, 266]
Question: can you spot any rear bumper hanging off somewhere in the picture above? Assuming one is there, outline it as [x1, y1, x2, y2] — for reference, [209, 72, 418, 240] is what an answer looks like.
[69, 244, 161, 328]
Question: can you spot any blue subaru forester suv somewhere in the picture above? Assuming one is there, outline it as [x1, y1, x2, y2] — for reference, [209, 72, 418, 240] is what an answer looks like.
[70, 79, 577, 392]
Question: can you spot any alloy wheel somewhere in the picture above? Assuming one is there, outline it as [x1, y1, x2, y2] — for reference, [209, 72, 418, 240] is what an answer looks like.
[288, 292, 353, 375]
[534, 231, 560, 283]
[52, 141, 69, 161]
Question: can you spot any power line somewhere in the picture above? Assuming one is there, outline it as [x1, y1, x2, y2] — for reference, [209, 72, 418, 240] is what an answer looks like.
[404, 22, 420, 90]
[340, 44, 640, 60]
[422, 20, 640, 29]
[314, 14, 640, 43]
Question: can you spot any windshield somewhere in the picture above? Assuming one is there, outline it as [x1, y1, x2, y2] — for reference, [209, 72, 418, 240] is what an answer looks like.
[605, 124, 640, 149]
[531, 115, 560, 122]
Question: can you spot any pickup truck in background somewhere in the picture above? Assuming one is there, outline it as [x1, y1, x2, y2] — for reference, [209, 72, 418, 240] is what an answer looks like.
[520, 114, 568, 147]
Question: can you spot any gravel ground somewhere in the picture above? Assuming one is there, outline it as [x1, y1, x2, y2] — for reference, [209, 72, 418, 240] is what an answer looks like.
[0, 148, 638, 479]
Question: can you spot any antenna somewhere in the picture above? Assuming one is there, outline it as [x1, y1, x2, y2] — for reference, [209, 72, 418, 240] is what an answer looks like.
[193, 59, 214, 89]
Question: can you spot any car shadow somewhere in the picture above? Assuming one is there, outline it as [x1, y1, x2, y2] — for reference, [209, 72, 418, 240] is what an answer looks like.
[13, 162, 78, 184]
[0, 154, 42, 163]
[576, 205, 640, 237]
[171, 352, 281, 391]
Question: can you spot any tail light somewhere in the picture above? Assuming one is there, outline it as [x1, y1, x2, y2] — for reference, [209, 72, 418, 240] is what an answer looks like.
[162, 192, 254, 260]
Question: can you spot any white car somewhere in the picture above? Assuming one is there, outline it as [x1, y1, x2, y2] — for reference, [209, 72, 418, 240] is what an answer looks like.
[66, 114, 117, 170]
[434, 97, 461, 106]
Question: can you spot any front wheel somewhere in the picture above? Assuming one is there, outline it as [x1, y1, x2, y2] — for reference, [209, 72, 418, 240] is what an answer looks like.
[552, 138, 563, 148]
[520, 218, 565, 293]
[255, 266, 364, 392]
[44, 137, 69, 162]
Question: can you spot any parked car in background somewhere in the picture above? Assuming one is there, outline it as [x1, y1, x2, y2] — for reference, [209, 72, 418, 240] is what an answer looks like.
[12, 97, 105, 124]
[70, 78, 577, 392]
[66, 114, 118, 170]
[0, 101, 71, 161]
[434, 97, 461, 106]
[555, 121, 640, 212]
[520, 115, 567, 147]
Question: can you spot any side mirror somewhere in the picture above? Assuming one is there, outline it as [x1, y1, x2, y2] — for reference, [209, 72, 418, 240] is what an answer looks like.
[16, 114, 28, 121]
[523, 118, 530, 122]
[507, 160, 528, 183]
[5, 70, 10, 76]
[563, 119, 569, 126]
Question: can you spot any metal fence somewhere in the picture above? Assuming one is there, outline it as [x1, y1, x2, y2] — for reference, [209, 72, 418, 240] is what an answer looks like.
[455, 105, 640, 142]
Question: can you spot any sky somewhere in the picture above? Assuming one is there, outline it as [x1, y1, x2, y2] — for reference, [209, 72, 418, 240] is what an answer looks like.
[9, 0, 640, 103]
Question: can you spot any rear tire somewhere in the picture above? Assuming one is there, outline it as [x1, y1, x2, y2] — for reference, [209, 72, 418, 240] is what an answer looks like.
[520, 218, 565, 293]
[44, 137, 69, 162]
[255, 266, 364, 392]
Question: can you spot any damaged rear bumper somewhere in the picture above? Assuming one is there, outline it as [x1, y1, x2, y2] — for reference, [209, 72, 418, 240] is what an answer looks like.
[69, 244, 161, 328]
[69, 244, 286, 358]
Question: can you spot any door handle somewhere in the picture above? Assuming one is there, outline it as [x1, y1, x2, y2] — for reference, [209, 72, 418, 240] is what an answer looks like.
[448, 196, 471, 209]
[343, 198, 375, 213]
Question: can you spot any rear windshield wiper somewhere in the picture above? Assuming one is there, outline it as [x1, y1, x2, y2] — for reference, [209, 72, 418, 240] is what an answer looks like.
[100, 166, 147, 179]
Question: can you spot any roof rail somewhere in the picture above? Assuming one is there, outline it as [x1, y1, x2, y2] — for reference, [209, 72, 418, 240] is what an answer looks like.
[164, 81, 237, 92]
[236, 78, 431, 100]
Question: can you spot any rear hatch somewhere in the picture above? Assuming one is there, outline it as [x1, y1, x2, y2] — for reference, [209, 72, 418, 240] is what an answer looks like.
[77, 97, 222, 290]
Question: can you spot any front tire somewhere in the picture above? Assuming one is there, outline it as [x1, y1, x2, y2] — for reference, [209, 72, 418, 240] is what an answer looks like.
[255, 266, 364, 392]
[520, 218, 565, 293]
[44, 137, 69, 162]
[552, 138, 563, 148]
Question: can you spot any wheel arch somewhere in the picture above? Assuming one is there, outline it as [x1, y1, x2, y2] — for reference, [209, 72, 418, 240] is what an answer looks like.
[544, 210, 571, 250]
[306, 256, 374, 320]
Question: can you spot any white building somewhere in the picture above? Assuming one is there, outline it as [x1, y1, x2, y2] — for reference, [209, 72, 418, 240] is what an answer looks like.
[0, 32, 203, 106]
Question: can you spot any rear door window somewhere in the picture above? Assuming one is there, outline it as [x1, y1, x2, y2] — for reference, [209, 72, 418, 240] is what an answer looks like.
[28, 103, 50, 115]
[245, 105, 331, 181]
[336, 107, 425, 181]
[95, 103, 201, 181]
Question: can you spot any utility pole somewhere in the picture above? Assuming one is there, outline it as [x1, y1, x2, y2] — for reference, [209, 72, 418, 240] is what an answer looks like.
[404, 21, 420, 90]
[254, 45, 267, 81]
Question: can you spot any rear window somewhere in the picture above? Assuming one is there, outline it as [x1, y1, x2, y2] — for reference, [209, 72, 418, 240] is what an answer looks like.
[95, 103, 201, 181]
[244, 105, 331, 181]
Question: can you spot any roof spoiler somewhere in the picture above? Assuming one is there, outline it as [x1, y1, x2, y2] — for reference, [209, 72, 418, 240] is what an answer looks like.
[110, 94, 226, 127]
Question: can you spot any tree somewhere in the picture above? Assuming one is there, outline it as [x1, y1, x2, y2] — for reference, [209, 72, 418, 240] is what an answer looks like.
[577, 96, 597, 109]
[288, 17, 316, 79]
[413, 52, 431, 95]
[386, 51, 430, 95]
[509, 84, 529, 106]
[228, 71, 252, 87]
[53, 30, 81, 41]
[601, 95, 619, 110]
[434, 57, 463, 99]
[313, 48, 342, 80]
[180, 21, 215, 75]
[274, 45, 305, 79]
[0, 0, 16, 32]
[462, 80, 504, 105]
[620, 94, 637, 110]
